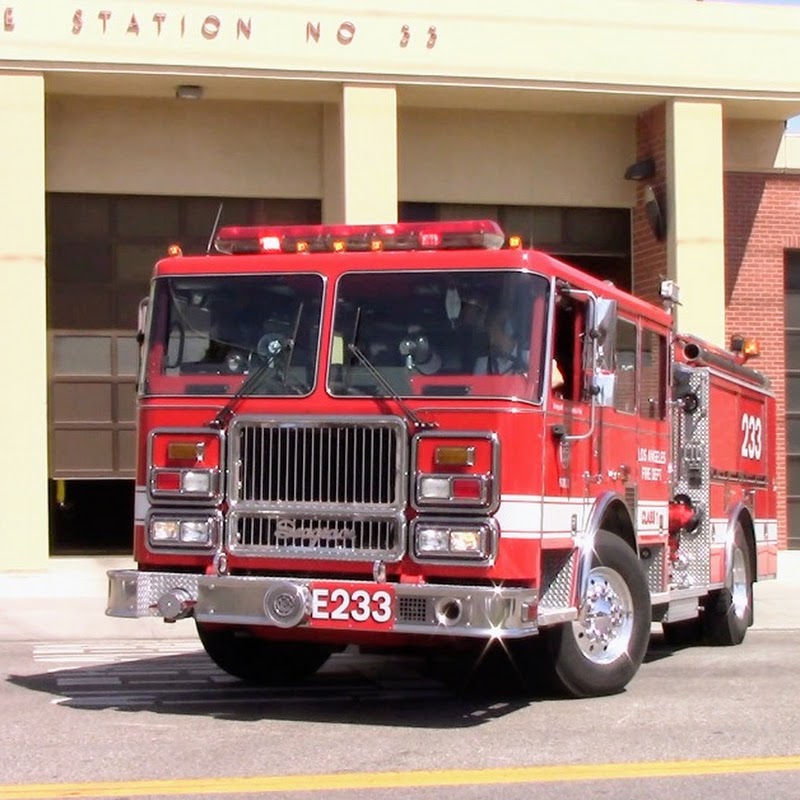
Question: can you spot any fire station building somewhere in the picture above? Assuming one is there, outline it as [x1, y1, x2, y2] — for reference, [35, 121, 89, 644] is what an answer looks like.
[3, 0, 800, 570]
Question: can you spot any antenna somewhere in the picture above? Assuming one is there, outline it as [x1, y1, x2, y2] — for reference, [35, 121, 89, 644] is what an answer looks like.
[206, 202, 224, 255]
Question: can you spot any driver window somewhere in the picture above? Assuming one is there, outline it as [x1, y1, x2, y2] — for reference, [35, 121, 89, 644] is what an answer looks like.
[552, 293, 588, 402]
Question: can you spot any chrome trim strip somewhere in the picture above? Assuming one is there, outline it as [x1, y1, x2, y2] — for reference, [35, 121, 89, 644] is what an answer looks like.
[195, 575, 538, 639]
[134, 486, 149, 523]
[108, 570, 539, 639]
[537, 608, 578, 626]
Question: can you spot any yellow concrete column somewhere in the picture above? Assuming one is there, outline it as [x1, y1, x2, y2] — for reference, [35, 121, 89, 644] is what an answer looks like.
[321, 102, 344, 225]
[0, 74, 49, 570]
[335, 85, 398, 225]
[666, 100, 725, 346]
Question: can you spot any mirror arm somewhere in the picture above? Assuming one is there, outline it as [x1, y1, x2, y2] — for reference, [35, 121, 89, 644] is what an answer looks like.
[553, 390, 597, 443]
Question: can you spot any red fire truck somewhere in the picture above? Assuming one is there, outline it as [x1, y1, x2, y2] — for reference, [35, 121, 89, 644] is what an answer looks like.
[107, 219, 777, 698]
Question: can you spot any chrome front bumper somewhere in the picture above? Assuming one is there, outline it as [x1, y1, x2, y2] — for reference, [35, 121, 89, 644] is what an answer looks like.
[107, 569, 538, 639]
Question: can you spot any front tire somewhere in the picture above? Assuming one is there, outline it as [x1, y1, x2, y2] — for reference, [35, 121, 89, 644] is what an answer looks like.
[540, 531, 651, 697]
[196, 623, 333, 685]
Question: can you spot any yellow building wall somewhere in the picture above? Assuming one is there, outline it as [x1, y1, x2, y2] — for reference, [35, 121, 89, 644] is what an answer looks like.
[4, 1, 800, 101]
[46, 95, 638, 212]
[400, 109, 635, 207]
[46, 96, 323, 198]
[668, 101, 725, 346]
[725, 120, 791, 173]
[0, 74, 49, 570]
[5, 0, 800, 570]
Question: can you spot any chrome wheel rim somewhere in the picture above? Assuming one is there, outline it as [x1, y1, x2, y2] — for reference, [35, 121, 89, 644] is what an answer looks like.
[730, 545, 750, 620]
[573, 566, 634, 664]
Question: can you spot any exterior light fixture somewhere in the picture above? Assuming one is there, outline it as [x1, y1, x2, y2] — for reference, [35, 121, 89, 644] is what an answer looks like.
[644, 185, 666, 242]
[624, 157, 656, 181]
[175, 84, 204, 100]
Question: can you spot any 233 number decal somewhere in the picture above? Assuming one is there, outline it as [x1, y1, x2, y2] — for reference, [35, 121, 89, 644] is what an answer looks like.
[740, 413, 763, 460]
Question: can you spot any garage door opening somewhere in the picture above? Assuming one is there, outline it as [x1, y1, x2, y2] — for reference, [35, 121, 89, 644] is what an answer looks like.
[49, 479, 134, 555]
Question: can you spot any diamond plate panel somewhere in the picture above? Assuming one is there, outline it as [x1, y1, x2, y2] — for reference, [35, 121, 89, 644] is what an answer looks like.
[135, 572, 199, 616]
[672, 367, 711, 588]
[540, 550, 574, 610]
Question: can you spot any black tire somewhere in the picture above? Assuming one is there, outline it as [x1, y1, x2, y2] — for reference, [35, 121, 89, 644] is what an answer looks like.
[702, 522, 753, 646]
[539, 531, 651, 697]
[196, 623, 333, 684]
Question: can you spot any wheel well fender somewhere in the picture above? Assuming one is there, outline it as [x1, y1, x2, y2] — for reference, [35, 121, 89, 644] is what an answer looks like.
[575, 492, 637, 603]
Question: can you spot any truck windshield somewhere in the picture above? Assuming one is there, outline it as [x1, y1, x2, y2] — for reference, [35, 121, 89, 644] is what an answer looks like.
[142, 274, 323, 396]
[329, 270, 550, 401]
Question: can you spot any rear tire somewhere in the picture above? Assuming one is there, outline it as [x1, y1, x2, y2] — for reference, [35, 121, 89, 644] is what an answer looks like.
[539, 531, 651, 697]
[196, 623, 333, 684]
[703, 522, 753, 646]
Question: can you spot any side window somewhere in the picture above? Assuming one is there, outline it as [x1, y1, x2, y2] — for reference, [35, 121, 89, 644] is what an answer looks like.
[553, 292, 588, 402]
[615, 318, 637, 414]
[640, 328, 667, 419]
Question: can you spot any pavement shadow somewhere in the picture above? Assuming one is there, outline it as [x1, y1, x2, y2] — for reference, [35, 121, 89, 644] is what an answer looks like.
[8, 643, 539, 726]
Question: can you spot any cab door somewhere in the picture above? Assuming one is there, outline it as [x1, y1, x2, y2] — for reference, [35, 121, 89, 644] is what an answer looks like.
[600, 317, 669, 520]
[543, 291, 593, 537]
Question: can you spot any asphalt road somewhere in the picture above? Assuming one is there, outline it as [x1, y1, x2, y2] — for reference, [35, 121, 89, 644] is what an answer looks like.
[1, 629, 800, 800]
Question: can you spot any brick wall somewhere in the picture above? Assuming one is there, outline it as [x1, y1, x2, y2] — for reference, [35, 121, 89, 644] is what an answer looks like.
[632, 104, 667, 305]
[633, 105, 798, 548]
[725, 173, 800, 549]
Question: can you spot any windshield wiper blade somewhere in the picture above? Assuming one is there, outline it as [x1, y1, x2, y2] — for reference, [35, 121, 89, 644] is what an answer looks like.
[347, 343, 436, 431]
[208, 350, 287, 429]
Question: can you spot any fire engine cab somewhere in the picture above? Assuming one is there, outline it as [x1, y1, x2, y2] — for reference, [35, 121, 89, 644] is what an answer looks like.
[107, 219, 777, 698]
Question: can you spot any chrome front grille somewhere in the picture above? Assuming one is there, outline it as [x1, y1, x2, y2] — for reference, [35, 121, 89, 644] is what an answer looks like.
[234, 418, 403, 505]
[228, 416, 408, 560]
[230, 513, 405, 560]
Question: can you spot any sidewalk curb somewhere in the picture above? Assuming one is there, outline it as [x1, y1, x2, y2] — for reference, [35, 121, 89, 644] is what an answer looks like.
[0, 552, 797, 641]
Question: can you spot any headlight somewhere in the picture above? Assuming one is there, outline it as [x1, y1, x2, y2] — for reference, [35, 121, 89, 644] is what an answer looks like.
[417, 527, 450, 552]
[151, 520, 180, 542]
[449, 529, 484, 553]
[149, 516, 218, 548]
[414, 521, 495, 561]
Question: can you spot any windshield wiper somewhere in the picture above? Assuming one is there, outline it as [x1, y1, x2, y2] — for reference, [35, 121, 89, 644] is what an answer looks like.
[346, 342, 436, 431]
[208, 302, 304, 429]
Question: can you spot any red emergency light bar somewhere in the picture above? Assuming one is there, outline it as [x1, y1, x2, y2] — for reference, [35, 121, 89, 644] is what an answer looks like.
[213, 219, 506, 255]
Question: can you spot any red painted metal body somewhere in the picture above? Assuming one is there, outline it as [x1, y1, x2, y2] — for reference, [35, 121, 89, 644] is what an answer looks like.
[110, 220, 777, 661]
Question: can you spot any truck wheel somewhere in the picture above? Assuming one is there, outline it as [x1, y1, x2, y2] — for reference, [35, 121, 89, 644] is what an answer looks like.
[540, 531, 651, 697]
[196, 623, 333, 684]
[702, 522, 753, 646]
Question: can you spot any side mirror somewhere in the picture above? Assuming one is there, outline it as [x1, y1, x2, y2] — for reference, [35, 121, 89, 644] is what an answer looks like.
[136, 298, 149, 345]
[588, 297, 617, 374]
[590, 298, 617, 345]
